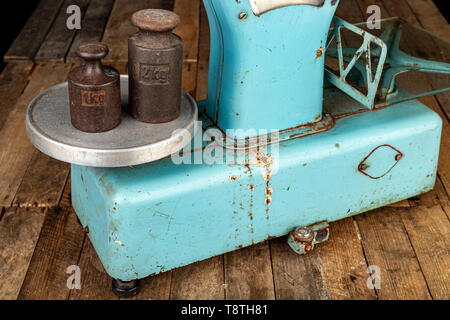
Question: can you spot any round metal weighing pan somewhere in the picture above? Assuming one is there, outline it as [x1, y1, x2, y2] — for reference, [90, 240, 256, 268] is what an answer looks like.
[26, 75, 199, 168]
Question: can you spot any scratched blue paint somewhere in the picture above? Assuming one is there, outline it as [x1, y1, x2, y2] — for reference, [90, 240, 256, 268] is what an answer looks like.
[72, 99, 442, 281]
[203, 0, 340, 138]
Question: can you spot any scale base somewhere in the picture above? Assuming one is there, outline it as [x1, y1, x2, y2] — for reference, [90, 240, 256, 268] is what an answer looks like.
[71, 98, 441, 282]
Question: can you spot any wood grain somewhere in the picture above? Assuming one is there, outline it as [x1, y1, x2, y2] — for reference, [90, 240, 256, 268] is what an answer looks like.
[66, 0, 115, 63]
[336, 0, 366, 23]
[0, 207, 46, 299]
[68, 238, 118, 300]
[171, 257, 225, 300]
[0, 62, 34, 131]
[271, 219, 377, 300]
[34, 0, 91, 62]
[18, 207, 85, 300]
[174, 0, 201, 97]
[224, 242, 275, 300]
[406, 0, 450, 42]
[400, 205, 450, 299]
[12, 151, 70, 207]
[129, 272, 172, 300]
[354, 0, 390, 20]
[356, 208, 432, 300]
[59, 174, 72, 208]
[194, 2, 210, 101]
[4, 0, 65, 61]
[0, 62, 73, 207]
[271, 238, 331, 300]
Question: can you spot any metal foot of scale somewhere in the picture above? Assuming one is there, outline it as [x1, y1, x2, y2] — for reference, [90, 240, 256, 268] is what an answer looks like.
[287, 222, 331, 255]
[112, 279, 141, 298]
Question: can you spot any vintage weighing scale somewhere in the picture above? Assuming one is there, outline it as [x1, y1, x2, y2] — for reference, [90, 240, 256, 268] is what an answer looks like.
[26, 0, 450, 297]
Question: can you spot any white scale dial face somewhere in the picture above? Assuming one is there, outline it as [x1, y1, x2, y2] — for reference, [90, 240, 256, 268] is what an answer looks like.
[249, 0, 325, 16]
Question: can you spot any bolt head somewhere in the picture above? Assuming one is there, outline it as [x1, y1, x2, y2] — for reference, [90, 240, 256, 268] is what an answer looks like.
[395, 154, 403, 161]
[359, 163, 368, 171]
[239, 12, 247, 20]
[294, 227, 313, 241]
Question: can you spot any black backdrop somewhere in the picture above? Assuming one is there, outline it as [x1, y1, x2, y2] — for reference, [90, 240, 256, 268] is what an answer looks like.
[434, 0, 449, 22]
[0, 2, 38, 72]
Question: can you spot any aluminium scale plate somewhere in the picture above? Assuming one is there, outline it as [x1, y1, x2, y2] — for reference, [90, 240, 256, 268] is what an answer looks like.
[26, 76, 199, 168]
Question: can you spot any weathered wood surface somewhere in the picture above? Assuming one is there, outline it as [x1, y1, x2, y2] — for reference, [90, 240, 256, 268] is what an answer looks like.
[18, 207, 85, 300]
[0, 62, 34, 131]
[0, 0, 448, 300]
[0, 207, 46, 299]
[34, 0, 91, 62]
[4, 0, 65, 61]
[66, 0, 115, 62]
[0, 63, 73, 207]
[356, 208, 432, 300]
[171, 257, 225, 300]
[271, 219, 377, 300]
[400, 205, 450, 299]
[174, 0, 201, 96]
[224, 242, 276, 300]
[68, 238, 118, 300]
[12, 151, 70, 207]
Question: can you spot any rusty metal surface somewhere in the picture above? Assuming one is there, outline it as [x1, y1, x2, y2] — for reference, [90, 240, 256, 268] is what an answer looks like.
[68, 42, 121, 133]
[131, 9, 180, 32]
[128, 9, 183, 124]
[288, 222, 330, 255]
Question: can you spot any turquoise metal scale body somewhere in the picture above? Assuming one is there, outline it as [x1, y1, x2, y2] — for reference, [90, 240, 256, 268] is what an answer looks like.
[70, 0, 446, 282]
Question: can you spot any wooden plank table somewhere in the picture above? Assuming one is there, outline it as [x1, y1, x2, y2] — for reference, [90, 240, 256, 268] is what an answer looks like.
[0, 0, 449, 300]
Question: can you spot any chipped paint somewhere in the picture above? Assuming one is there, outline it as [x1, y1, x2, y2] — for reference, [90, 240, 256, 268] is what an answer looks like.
[315, 47, 323, 60]
[262, 168, 272, 181]
[115, 240, 125, 247]
[251, 152, 274, 168]
[265, 187, 273, 206]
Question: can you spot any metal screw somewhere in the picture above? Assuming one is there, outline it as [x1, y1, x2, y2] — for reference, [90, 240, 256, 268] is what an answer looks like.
[239, 12, 247, 20]
[294, 227, 313, 241]
[395, 153, 403, 161]
[359, 163, 368, 171]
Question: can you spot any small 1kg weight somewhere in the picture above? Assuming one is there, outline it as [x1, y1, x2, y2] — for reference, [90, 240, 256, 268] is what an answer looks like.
[68, 42, 121, 133]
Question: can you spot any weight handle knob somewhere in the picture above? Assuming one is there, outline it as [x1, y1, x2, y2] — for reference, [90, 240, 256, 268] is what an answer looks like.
[76, 42, 109, 62]
[131, 9, 180, 32]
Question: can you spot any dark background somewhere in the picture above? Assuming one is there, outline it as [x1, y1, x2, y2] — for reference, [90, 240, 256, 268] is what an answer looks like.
[434, 0, 448, 21]
[0, 2, 38, 72]
[0, 1, 448, 73]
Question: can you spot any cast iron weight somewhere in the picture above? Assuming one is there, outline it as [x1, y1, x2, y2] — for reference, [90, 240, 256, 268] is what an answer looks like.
[68, 42, 121, 133]
[112, 279, 141, 298]
[128, 9, 183, 123]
